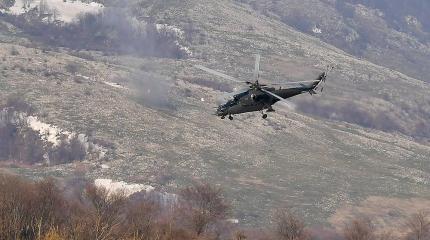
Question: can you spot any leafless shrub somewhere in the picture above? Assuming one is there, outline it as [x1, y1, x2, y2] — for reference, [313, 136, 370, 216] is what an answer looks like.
[0, 174, 33, 239]
[123, 200, 160, 240]
[404, 211, 430, 240]
[179, 182, 230, 236]
[2, 94, 35, 114]
[91, 138, 115, 150]
[29, 179, 68, 238]
[48, 134, 86, 165]
[84, 184, 126, 240]
[153, 221, 197, 240]
[233, 231, 247, 240]
[0, 174, 67, 239]
[65, 62, 81, 75]
[63, 200, 93, 240]
[343, 218, 375, 240]
[0, 96, 45, 164]
[377, 232, 394, 240]
[274, 208, 310, 240]
[11, 126, 46, 164]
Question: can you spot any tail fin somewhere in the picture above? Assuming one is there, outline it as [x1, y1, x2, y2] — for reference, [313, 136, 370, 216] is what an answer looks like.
[316, 72, 326, 81]
[311, 65, 334, 94]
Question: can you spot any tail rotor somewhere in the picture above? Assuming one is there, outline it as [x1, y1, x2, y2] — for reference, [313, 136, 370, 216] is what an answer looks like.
[313, 65, 334, 94]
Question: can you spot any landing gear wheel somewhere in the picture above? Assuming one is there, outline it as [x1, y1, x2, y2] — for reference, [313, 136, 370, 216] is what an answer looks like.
[262, 114, 268, 119]
[229, 115, 234, 121]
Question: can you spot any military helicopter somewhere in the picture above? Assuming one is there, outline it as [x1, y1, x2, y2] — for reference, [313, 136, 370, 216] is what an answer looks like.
[195, 55, 333, 120]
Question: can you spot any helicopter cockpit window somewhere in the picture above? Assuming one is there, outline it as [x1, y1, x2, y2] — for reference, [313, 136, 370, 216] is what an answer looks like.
[217, 89, 249, 106]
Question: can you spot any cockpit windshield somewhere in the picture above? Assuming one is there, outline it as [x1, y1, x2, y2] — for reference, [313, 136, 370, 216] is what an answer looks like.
[216, 88, 249, 105]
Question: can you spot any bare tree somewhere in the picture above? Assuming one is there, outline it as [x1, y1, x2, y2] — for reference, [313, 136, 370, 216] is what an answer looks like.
[179, 182, 229, 236]
[124, 200, 160, 240]
[84, 185, 126, 240]
[2, 94, 35, 116]
[0, 174, 66, 239]
[405, 211, 430, 240]
[343, 218, 375, 240]
[30, 178, 67, 239]
[274, 208, 309, 240]
[64, 200, 93, 240]
[377, 232, 394, 240]
[234, 231, 247, 240]
[0, 174, 33, 239]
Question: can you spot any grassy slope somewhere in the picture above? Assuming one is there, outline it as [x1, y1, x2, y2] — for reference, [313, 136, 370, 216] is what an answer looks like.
[0, 0, 429, 227]
[234, 0, 430, 82]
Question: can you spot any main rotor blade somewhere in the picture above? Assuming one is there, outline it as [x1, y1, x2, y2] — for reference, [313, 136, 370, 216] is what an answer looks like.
[260, 89, 296, 110]
[267, 80, 319, 86]
[254, 54, 261, 81]
[194, 65, 249, 84]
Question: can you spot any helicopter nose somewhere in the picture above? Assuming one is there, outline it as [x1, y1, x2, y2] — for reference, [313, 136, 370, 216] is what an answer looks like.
[216, 107, 226, 116]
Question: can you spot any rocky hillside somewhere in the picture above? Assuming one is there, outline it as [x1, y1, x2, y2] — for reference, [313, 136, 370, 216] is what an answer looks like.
[0, 0, 429, 229]
[236, 0, 430, 81]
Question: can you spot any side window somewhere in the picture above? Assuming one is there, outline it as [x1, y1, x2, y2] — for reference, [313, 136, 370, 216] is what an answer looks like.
[232, 90, 249, 104]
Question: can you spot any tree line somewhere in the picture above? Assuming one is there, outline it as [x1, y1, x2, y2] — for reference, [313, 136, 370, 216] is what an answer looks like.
[0, 173, 428, 240]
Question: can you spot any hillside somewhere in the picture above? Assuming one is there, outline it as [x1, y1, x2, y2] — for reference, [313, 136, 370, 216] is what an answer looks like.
[0, 0, 429, 229]
[236, 0, 430, 82]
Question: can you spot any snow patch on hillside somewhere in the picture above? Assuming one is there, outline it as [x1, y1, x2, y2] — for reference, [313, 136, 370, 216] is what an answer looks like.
[8, 0, 103, 23]
[27, 116, 70, 146]
[103, 81, 129, 90]
[26, 116, 109, 159]
[94, 179, 155, 197]
[312, 26, 322, 34]
[1, 111, 108, 160]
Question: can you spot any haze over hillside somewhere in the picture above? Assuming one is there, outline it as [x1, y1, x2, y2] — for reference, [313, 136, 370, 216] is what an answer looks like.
[238, 0, 430, 81]
[0, 0, 429, 232]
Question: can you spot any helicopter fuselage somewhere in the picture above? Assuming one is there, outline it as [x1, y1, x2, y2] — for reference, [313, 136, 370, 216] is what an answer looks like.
[216, 85, 314, 117]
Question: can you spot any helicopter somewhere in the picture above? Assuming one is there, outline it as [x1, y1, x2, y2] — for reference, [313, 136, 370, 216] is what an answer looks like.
[194, 55, 334, 120]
